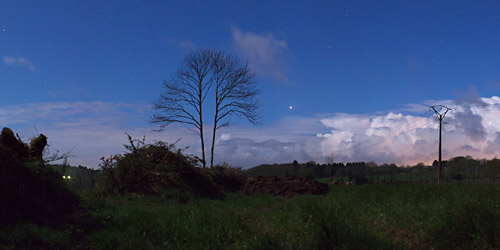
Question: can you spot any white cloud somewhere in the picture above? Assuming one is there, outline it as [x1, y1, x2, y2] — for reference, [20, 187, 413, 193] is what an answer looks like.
[220, 133, 231, 141]
[231, 27, 289, 82]
[3, 56, 35, 71]
[316, 96, 500, 165]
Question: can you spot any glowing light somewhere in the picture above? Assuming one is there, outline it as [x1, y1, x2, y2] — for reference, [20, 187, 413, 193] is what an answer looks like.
[62, 176, 66, 179]
[68, 176, 71, 179]
[289, 106, 293, 110]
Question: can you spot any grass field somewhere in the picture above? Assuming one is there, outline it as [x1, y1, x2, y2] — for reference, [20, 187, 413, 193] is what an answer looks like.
[2, 184, 500, 249]
[316, 172, 438, 184]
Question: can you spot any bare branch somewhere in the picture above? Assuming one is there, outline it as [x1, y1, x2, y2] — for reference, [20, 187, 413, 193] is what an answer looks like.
[209, 52, 260, 167]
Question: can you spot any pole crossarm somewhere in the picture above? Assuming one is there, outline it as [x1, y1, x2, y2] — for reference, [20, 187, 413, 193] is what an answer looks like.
[430, 105, 452, 119]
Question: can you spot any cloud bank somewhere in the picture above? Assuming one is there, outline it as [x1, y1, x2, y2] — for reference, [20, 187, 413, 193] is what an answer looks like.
[3, 97, 500, 168]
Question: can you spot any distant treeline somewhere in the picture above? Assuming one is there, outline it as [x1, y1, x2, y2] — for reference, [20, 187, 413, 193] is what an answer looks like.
[245, 156, 500, 184]
[44, 156, 500, 187]
[47, 164, 100, 189]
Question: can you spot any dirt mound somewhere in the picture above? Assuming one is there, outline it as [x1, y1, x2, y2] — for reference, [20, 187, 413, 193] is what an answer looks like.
[243, 176, 330, 197]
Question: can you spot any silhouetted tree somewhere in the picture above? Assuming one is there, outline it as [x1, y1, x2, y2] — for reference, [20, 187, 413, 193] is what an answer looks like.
[152, 49, 259, 168]
[152, 49, 214, 168]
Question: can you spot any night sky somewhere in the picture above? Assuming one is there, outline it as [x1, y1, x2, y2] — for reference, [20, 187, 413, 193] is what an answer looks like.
[2, 1, 500, 168]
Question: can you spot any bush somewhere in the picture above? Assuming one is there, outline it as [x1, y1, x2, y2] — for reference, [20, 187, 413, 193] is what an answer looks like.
[97, 135, 224, 199]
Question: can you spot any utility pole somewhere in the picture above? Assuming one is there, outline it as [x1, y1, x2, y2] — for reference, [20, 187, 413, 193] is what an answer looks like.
[430, 105, 452, 185]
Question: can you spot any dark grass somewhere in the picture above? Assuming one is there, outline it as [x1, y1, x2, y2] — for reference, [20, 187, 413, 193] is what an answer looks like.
[316, 172, 438, 184]
[2, 184, 500, 249]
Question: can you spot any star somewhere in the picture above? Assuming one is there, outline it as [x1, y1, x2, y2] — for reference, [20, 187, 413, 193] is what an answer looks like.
[289, 105, 293, 110]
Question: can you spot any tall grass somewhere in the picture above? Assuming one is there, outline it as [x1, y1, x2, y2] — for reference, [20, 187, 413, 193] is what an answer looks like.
[3, 184, 500, 249]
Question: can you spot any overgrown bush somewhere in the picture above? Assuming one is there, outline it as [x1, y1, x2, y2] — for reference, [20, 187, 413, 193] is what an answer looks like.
[97, 135, 224, 199]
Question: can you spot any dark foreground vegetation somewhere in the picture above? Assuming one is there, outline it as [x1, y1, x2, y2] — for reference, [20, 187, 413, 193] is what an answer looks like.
[3, 127, 500, 249]
[3, 184, 500, 249]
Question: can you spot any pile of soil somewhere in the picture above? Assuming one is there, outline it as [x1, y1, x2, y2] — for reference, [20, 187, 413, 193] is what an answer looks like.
[243, 176, 330, 197]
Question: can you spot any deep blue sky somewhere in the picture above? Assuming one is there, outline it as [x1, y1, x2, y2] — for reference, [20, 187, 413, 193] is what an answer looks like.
[2, 1, 500, 167]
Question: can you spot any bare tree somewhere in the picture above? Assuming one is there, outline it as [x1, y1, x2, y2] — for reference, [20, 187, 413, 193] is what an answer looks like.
[151, 49, 214, 168]
[209, 51, 260, 168]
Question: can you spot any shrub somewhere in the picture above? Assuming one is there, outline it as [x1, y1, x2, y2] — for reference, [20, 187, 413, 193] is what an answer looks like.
[97, 135, 224, 199]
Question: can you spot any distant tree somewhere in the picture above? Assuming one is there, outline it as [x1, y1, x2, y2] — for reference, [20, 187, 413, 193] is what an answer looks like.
[446, 156, 479, 181]
[151, 49, 214, 168]
[483, 158, 500, 181]
[306, 161, 317, 166]
[209, 51, 259, 168]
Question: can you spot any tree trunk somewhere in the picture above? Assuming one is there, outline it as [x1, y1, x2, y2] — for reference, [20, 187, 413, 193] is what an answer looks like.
[199, 101, 206, 168]
[210, 113, 217, 168]
[210, 100, 219, 169]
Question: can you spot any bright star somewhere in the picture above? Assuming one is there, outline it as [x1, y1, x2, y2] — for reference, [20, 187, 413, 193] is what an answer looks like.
[289, 106, 293, 110]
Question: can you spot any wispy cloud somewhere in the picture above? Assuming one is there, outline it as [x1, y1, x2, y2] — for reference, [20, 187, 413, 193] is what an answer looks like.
[3, 56, 36, 71]
[231, 27, 289, 82]
[178, 40, 197, 50]
[162, 36, 197, 51]
[0, 101, 154, 167]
